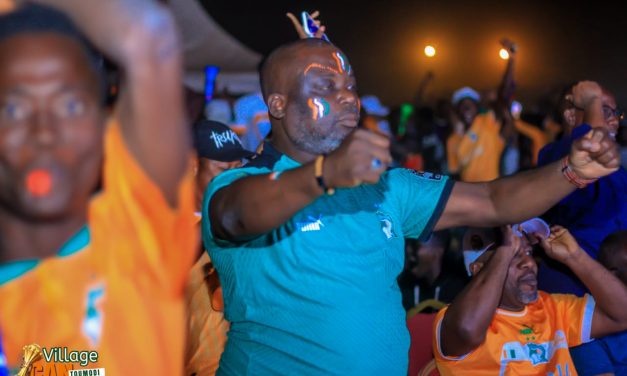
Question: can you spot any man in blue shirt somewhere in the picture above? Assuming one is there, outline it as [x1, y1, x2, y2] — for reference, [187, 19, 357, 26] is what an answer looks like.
[571, 230, 627, 375]
[203, 39, 620, 375]
[538, 88, 627, 296]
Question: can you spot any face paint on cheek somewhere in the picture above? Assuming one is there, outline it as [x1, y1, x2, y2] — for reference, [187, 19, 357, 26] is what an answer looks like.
[26, 169, 53, 197]
[357, 97, 361, 113]
[307, 98, 318, 120]
[308, 98, 330, 121]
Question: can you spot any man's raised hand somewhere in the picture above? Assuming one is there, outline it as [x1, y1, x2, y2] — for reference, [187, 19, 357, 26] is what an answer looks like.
[323, 129, 392, 188]
[287, 10, 326, 39]
[569, 127, 620, 179]
[539, 226, 582, 264]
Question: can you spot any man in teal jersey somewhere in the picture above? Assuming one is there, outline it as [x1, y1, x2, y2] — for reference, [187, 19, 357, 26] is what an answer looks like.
[202, 39, 620, 375]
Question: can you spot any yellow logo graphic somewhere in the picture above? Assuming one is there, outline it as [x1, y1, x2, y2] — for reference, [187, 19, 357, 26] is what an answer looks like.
[16, 344, 42, 376]
[14, 344, 102, 376]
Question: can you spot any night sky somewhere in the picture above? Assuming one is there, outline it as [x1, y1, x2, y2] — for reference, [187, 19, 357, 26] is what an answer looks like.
[202, 0, 627, 110]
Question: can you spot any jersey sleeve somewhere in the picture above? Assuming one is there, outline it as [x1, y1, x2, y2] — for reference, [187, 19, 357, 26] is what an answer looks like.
[201, 166, 270, 252]
[386, 169, 454, 241]
[550, 293, 596, 347]
[433, 306, 475, 368]
[89, 120, 197, 296]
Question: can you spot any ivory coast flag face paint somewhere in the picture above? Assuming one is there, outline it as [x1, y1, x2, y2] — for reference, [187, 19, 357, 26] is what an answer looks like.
[332, 51, 351, 74]
[307, 98, 330, 121]
[25, 169, 53, 197]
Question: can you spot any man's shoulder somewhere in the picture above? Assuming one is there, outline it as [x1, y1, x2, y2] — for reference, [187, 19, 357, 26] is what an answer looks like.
[541, 290, 579, 303]
[206, 166, 267, 194]
[244, 152, 280, 170]
[383, 168, 447, 183]
[542, 291, 592, 314]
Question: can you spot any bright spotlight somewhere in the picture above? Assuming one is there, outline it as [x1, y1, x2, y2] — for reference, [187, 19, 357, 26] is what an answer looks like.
[424, 45, 436, 58]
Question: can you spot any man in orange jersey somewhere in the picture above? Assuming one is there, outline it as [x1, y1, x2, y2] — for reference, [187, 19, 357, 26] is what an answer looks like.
[0, 1, 196, 375]
[434, 225, 627, 375]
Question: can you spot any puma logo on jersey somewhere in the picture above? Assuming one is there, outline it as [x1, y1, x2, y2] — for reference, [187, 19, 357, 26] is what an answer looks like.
[298, 216, 324, 232]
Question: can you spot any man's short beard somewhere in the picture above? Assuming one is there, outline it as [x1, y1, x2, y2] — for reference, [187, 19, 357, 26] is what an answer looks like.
[517, 289, 538, 305]
[289, 122, 345, 155]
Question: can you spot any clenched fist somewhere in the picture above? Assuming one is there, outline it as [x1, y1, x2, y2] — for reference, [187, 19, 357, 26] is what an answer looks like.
[323, 129, 392, 188]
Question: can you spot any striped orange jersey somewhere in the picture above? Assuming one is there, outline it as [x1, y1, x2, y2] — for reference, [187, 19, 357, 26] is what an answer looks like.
[434, 291, 595, 376]
[0, 121, 197, 375]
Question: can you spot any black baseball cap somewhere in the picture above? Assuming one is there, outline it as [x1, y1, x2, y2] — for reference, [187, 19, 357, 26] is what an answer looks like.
[193, 119, 255, 162]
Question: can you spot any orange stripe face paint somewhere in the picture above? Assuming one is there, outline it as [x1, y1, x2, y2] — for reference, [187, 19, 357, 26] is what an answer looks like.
[332, 52, 351, 74]
[332, 53, 343, 73]
[26, 169, 52, 197]
[308, 98, 319, 120]
[304, 63, 339, 76]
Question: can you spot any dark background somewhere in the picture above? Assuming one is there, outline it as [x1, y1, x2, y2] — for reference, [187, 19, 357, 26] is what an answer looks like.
[202, 0, 627, 109]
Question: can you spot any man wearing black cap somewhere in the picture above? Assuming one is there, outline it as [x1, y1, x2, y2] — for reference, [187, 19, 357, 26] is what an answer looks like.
[187, 118, 254, 376]
[193, 119, 255, 214]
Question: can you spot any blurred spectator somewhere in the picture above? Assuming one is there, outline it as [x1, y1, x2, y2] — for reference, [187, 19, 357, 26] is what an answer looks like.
[231, 91, 271, 151]
[416, 106, 447, 173]
[399, 230, 468, 310]
[206, 98, 234, 125]
[0, 0, 200, 373]
[538, 84, 627, 296]
[448, 86, 505, 182]
[185, 86, 207, 124]
[361, 95, 392, 136]
[570, 230, 627, 376]
[435, 99, 454, 147]
[511, 100, 549, 168]
[399, 233, 445, 309]
[387, 103, 421, 168]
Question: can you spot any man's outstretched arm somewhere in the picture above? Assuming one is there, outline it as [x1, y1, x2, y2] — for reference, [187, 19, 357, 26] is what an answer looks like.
[435, 81, 619, 230]
[210, 130, 392, 241]
[34, 0, 189, 206]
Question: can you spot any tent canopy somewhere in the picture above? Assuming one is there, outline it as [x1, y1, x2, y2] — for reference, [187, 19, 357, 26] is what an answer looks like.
[170, 0, 263, 94]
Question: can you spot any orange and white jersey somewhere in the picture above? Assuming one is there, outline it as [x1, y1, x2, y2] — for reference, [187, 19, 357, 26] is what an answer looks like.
[0, 121, 197, 376]
[434, 291, 595, 376]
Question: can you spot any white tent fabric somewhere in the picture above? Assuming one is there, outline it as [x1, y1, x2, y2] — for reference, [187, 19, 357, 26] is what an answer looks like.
[3, 0, 262, 95]
[170, 0, 262, 72]
[170, 0, 263, 95]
